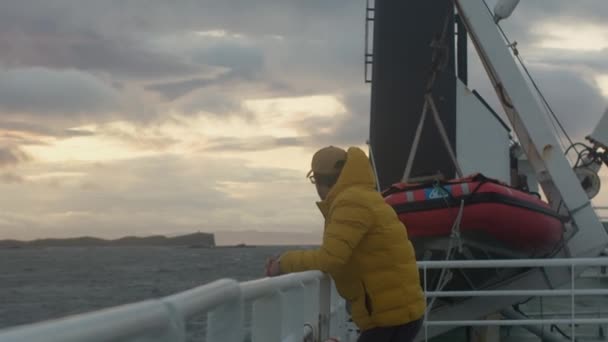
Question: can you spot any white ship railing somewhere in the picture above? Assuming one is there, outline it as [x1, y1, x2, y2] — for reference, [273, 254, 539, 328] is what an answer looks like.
[0, 271, 354, 342]
[1, 257, 608, 342]
[419, 257, 608, 342]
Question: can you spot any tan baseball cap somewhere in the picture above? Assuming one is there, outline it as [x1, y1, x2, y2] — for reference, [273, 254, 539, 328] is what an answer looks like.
[306, 146, 347, 178]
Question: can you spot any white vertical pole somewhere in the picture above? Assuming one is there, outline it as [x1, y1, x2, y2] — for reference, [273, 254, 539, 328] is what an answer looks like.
[318, 276, 332, 340]
[206, 296, 243, 342]
[329, 282, 343, 339]
[424, 265, 429, 342]
[571, 263, 576, 342]
[251, 293, 282, 342]
[301, 280, 320, 339]
[281, 285, 306, 342]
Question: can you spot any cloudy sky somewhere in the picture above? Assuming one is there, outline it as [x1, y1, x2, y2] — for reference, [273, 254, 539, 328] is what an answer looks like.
[1, 0, 607, 243]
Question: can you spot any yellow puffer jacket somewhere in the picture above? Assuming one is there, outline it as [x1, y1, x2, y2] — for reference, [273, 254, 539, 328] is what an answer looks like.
[280, 147, 425, 331]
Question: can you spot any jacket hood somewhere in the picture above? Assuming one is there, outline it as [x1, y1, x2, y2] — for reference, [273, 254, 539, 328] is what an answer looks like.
[317, 147, 376, 213]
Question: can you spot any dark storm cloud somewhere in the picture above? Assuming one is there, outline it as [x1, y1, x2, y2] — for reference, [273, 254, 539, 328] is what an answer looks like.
[282, 90, 370, 148]
[0, 172, 24, 184]
[524, 65, 606, 138]
[0, 0, 204, 80]
[146, 78, 219, 101]
[145, 41, 266, 100]
[0, 0, 604, 143]
[0, 145, 30, 168]
[468, 57, 606, 134]
[533, 49, 608, 74]
[0, 0, 358, 80]
[464, 1, 608, 143]
[0, 68, 119, 116]
[0, 0, 367, 127]
[2, 0, 608, 240]
[203, 136, 307, 152]
[0, 31, 204, 80]
[192, 42, 264, 76]
[328, 92, 371, 145]
[0, 120, 94, 140]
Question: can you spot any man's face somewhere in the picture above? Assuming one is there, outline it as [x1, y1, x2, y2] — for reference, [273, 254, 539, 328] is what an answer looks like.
[315, 182, 331, 200]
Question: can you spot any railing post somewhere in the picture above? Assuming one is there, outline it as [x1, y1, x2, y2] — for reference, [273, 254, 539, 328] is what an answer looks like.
[206, 295, 243, 342]
[157, 301, 186, 342]
[319, 276, 332, 341]
[424, 264, 428, 342]
[302, 279, 320, 340]
[329, 282, 347, 339]
[571, 263, 575, 342]
[281, 284, 306, 342]
[251, 292, 282, 342]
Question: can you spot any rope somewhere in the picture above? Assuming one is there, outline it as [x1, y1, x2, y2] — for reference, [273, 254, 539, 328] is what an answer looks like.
[426, 199, 465, 313]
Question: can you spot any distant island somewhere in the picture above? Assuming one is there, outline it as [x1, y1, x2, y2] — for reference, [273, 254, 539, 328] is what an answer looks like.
[0, 232, 215, 248]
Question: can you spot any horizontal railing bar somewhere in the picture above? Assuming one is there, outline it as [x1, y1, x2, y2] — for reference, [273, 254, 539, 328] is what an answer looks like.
[418, 257, 608, 269]
[1, 279, 243, 342]
[426, 288, 608, 298]
[162, 279, 240, 319]
[524, 311, 607, 317]
[0, 300, 169, 342]
[426, 318, 608, 327]
[6, 254, 608, 342]
[241, 271, 324, 300]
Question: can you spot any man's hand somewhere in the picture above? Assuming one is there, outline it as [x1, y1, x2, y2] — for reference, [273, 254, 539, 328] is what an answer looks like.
[264, 255, 282, 277]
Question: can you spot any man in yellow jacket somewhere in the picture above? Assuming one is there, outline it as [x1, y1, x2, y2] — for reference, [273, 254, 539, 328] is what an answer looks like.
[266, 146, 425, 342]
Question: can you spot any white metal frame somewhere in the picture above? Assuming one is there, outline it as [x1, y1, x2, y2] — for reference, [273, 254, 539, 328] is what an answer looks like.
[590, 108, 608, 148]
[413, 0, 608, 337]
[456, 0, 608, 258]
[419, 257, 608, 342]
